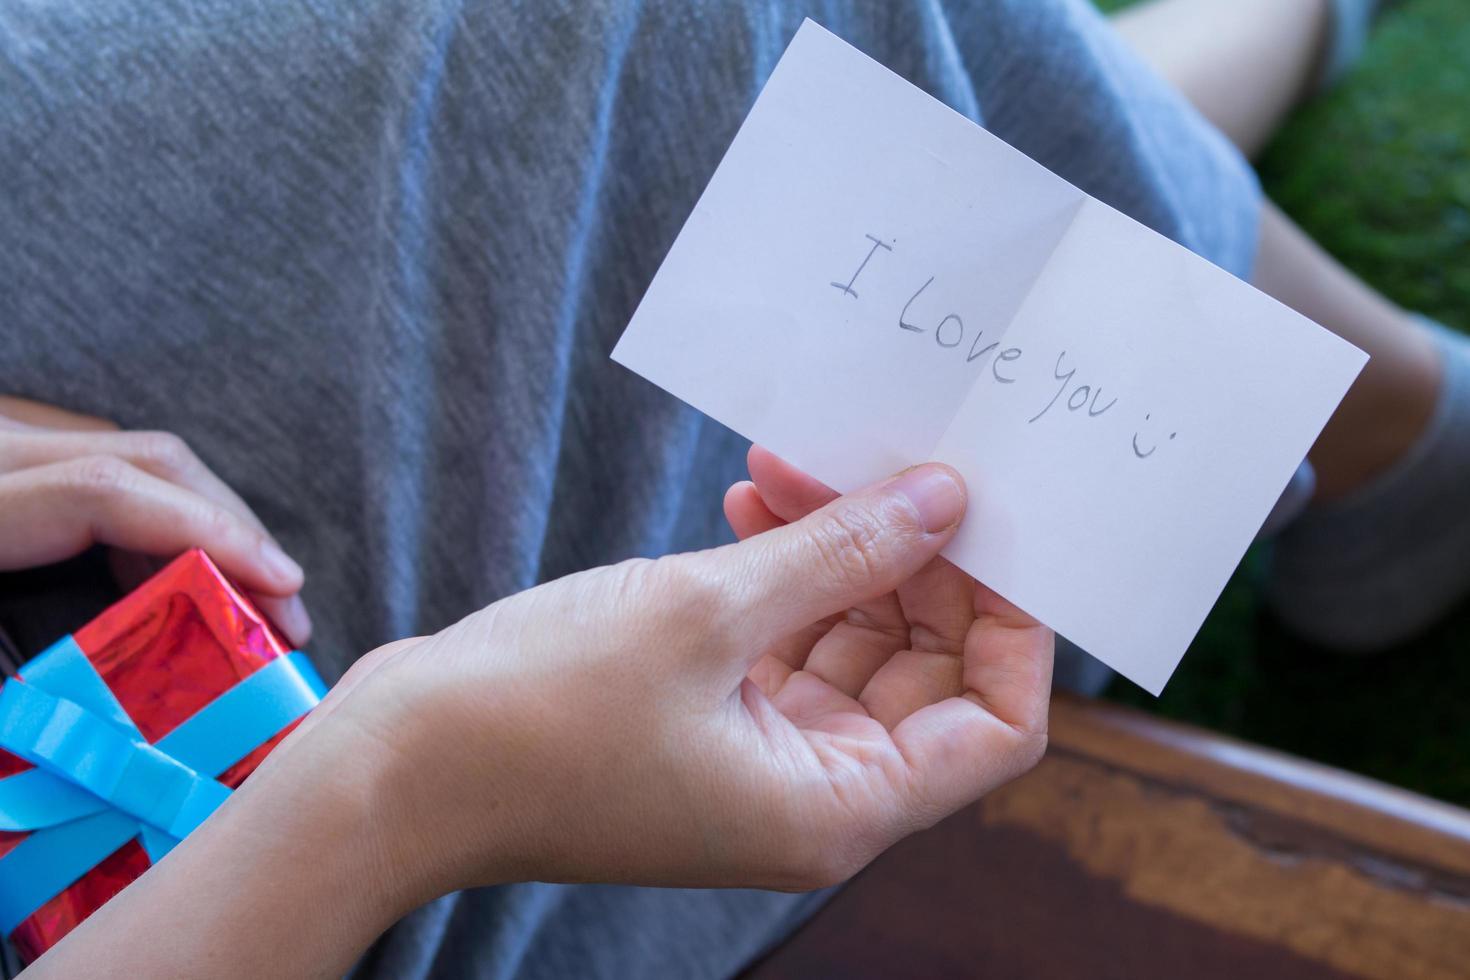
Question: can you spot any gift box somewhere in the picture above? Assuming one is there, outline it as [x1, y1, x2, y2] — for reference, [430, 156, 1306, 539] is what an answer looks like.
[0, 549, 325, 962]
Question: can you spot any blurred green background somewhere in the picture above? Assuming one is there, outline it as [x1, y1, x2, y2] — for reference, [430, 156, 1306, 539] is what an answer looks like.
[1093, 0, 1470, 805]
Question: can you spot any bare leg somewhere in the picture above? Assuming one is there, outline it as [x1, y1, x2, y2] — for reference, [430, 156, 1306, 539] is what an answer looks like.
[1113, 0, 1443, 499]
[1254, 203, 1441, 498]
[1112, 0, 1332, 160]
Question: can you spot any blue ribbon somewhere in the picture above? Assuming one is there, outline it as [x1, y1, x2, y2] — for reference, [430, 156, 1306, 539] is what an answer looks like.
[0, 636, 325, 933]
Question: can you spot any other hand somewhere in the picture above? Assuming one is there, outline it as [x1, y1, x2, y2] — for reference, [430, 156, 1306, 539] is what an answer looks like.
[0, 396, 310, 644]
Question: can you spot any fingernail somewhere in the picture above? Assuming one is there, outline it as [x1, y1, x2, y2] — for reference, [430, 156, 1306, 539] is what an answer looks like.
[260, 539, 304, 584]
[279, 595, 313, 646]
[888, 465, 965, 533]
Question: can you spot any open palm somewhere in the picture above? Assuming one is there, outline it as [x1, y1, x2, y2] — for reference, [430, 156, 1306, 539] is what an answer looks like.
[723, 447, 1053, 848]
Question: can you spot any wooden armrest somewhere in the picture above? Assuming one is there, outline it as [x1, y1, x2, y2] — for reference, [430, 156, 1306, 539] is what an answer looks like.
[747, 694, 1470, 979]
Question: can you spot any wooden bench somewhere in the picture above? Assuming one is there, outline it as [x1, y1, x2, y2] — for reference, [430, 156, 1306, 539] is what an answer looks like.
[748, 694, 1470, 979]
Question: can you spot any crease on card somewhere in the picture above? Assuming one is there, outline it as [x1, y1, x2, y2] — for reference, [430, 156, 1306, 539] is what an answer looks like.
[945, 193, 1091, 438]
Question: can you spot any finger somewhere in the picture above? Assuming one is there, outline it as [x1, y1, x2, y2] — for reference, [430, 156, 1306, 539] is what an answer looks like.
[723, 481, 785, 540]
[0, 396, 117, 432]
[105, 544, 311, 647]
[836, 558, 980, 720]
[732, 464, 963, 693]
[963, 585, 1054, 736]
[746, 446, 838, 523]
[890, 587, 1053, 817]
[800, 554, 975, 702]
[0, 429, 270, 535]
[768, 668, 870, 732]
[695, 464, 966, 666]
[857, 648, 965, 731]
[725, 481, 844, 685]
[750, 447, 978, 669]
[746, 652, 797, 699]
[0, 429, 310, 644]
[0, 458, 305, 599]
[747, 449, 977, 695]
[254, 594, 312, 648]
[892, 557, 977, 656]
[799, 609, 910, 698]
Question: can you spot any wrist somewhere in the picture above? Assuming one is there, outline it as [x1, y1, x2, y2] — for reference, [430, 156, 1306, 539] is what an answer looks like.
[30, 699, 434, 977]
[285, 701, 454, 919]
[349, 672, 532, 895]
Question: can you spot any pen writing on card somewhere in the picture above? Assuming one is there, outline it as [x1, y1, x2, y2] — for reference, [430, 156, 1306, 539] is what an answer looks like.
[829, 231, 1177, 461]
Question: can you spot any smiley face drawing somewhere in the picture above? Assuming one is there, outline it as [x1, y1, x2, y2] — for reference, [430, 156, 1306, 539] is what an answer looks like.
[1132, 413, 1177, 459]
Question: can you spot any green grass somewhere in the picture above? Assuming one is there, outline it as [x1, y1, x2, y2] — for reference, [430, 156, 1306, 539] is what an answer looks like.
[1093, 0, 1470, 805]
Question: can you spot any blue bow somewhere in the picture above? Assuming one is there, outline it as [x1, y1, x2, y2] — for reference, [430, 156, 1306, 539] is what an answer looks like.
[0, 635, 325, 933]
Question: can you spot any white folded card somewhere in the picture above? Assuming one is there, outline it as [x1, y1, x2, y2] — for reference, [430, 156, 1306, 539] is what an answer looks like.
[612, 20, 1366, 694]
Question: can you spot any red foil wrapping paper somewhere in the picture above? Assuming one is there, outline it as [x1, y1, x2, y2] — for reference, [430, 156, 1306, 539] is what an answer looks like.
[0, 549, 302, 962]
